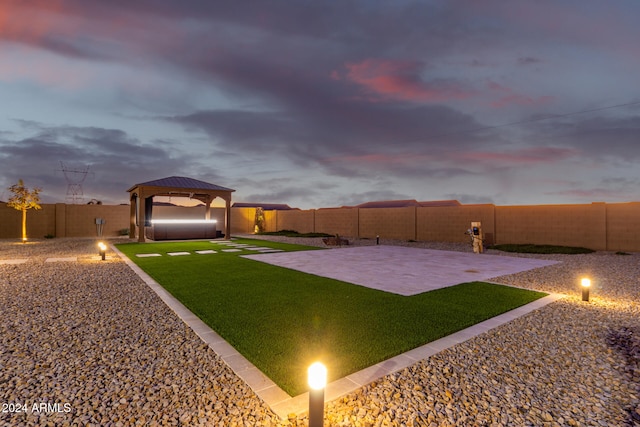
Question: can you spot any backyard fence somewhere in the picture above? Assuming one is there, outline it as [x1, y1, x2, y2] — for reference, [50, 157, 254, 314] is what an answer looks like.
[1, 201, 638, 252]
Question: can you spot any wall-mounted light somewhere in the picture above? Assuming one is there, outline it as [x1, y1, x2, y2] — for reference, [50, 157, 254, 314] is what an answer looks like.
[308, 362, 327, 427]
[98, 242, 107, 261]
[581, 277, 591, 301]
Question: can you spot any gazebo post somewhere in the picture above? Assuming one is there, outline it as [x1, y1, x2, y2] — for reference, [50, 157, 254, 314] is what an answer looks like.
[129, 194, 137, 239]
[137, 194, 146, 242]
[205, 197, 212, 220]
[225, 197, 231, 240]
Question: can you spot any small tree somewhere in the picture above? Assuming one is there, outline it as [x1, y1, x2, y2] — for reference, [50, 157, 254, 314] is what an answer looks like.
[7, 179, 42, 242]
[254, 207, 265, 233]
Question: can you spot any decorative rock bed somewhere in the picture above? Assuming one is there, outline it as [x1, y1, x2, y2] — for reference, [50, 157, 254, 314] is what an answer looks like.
[1, 237, 639, 426]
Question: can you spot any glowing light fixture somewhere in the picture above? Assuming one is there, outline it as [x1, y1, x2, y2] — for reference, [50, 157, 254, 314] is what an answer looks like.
[150, 219, 217, 224]
[308, 362, 327, 390]
[308, 362, 327, 427]
[581, 277, 591, 301]
[98, 242, 107, 261]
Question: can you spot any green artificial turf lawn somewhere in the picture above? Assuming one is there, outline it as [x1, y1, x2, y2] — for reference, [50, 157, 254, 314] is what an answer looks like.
[117, 239, 547, 396]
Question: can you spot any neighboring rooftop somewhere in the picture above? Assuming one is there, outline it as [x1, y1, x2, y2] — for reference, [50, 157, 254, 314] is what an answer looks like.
[342, 199, 461, 209]
[232, 202, 296, 210]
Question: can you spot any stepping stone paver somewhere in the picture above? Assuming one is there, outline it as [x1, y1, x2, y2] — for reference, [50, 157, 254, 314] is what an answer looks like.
[168, 252, 191, 256]
[136, 253, 162, 258]
[0, 259, 28, 265]
[195, 250, 217, 254]
[45, 257, 77, 262]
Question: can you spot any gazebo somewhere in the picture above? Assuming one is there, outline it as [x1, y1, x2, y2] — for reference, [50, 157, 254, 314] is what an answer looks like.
[127, 176, 235, 242]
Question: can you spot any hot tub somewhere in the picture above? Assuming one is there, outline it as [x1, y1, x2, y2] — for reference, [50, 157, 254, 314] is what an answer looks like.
[145, 219, 218, 240]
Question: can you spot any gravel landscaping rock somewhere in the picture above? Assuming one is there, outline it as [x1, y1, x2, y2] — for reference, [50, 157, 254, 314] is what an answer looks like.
[1, 237, 639, 426]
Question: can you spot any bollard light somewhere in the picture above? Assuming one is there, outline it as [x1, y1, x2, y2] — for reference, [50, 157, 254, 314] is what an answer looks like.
[308, 362, 326, 427]
[376, 235, 379, 245]
[98, 242, 107, 261]
[581, 278, 591, 302]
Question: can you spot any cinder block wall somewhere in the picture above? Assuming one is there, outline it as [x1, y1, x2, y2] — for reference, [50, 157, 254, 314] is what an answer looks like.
[0, 203, 56, 238]
[1, 201, 638, 251]
[63, 204, 130, 237]
[605, 202, 640, 252]
[264, 210, 278, 232]
[494, 203, 607, 250]
[417, 204, 495, 244]
[276, 210, 315, 234]
[153, 205, 206, 219]
[315, 208, 358, 237]
[359, 207, 417, 240]
[231, 207, 256, 233]
[0, 203, 128, 239]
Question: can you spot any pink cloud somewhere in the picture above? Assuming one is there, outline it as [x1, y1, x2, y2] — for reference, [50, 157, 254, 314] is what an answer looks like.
[0, 1, 186, 91]
[458, 146, 577, 164]
[337, 59, 473, 102]
[488, 81, 554, 108]
[326, 152, 432, 166]
[0, 1, 73, 45]
[0, 1, 183, 60]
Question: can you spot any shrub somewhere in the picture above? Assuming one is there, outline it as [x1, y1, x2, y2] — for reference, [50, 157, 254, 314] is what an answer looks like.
[490, 244, 594, 254]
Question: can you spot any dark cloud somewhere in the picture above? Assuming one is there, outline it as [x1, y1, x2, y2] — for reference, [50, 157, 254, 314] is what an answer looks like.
[232, 176, 324, 208]
[2, 1, 639, 208]
[333, 190, 415, 208]
[544, 175, 640, 202]
[526, 113, 640, 162]
[169, 102, 496, 178]
[0, 122, 216, 204]
[517, 57, 542, 65]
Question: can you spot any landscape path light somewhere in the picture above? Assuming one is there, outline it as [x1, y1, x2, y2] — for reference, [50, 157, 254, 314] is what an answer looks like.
[581, 277, 591, 302]
[98, 242, 107, 261]
[308, 362, 327, 427]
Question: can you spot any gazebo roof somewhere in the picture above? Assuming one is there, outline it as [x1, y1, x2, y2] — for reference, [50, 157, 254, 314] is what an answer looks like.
[127, 176, 234, 193]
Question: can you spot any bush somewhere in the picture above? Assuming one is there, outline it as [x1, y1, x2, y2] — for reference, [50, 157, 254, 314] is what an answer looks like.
[489, 244, 594, 254]
[257, 230, 334, 237]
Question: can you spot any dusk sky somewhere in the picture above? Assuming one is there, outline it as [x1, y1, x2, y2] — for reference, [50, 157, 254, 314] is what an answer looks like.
[1, 1, 639, 209]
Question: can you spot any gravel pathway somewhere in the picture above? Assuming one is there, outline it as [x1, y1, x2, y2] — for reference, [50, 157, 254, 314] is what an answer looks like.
[1, 237, 639, 426]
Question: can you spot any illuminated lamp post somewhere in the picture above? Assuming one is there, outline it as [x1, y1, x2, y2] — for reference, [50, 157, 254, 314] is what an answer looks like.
[581, 278, 591, 302]
[308, 362, 327, 427]
[98, 242, 107, 261]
